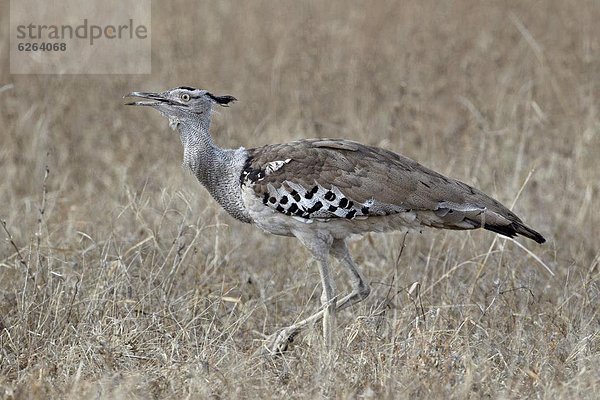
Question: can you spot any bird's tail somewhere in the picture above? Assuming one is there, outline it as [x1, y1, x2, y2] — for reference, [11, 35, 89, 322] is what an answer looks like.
[483, 219, 546, 244]
[427, 202, 546, 244]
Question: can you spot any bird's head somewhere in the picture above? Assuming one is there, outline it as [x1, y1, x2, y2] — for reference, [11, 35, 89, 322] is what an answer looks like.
[125, 86, 236, 131]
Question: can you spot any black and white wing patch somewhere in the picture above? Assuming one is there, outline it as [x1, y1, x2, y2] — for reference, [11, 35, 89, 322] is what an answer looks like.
[261, 181, 375, 221]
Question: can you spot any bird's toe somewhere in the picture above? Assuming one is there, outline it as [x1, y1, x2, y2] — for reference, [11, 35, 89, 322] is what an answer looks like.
[263, 328, 300, 356]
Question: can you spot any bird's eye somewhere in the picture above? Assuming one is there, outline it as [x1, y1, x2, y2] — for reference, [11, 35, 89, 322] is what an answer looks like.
[181, 93, 190, 102]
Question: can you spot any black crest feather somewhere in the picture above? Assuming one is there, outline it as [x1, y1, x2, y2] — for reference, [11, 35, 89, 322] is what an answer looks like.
[206, 92, 237, 107]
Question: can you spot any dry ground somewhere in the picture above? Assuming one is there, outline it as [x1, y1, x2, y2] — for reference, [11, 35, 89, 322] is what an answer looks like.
[1, 0, 599, 398]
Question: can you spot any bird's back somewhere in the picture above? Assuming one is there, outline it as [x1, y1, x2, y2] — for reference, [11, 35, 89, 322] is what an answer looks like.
[240, 138, 545, 243]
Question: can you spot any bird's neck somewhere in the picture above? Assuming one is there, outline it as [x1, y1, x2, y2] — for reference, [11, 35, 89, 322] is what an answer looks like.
[178, 120, 252, 223]
[179, 119, 221, 181]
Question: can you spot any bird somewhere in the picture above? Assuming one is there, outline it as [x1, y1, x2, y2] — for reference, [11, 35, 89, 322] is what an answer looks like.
[125, 86, 545, 354]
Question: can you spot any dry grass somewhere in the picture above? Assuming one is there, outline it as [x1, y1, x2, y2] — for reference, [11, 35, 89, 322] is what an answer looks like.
[1, 0, 599, 398]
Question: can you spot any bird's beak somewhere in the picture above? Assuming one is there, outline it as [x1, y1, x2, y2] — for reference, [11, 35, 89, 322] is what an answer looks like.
[124, 91, 168, 106]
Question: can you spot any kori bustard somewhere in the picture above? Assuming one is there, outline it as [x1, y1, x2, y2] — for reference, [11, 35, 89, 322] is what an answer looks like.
[125, 87, 545, 354]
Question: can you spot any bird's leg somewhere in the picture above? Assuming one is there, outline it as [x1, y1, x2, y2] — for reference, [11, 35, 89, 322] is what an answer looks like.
[316, 254, 336, 350]
[264, 287, 373, 356]
[264, 237, 373, 355]
[264, 231, 338, 355]
[329, 239, 371, 311]
[295, 232, 337, 350]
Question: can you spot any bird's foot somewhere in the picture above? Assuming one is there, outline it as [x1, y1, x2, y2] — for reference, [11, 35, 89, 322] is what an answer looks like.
[263, 327, 301, 356]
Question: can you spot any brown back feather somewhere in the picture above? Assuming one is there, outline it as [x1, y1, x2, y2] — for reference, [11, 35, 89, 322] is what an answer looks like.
[245, 138, 545, 243]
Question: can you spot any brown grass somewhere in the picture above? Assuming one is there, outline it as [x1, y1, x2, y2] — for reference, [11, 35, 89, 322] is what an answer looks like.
[1, 0, 599, 398]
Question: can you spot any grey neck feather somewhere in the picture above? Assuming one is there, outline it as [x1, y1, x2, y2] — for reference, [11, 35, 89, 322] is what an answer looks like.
[177, 114, 252, 223]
